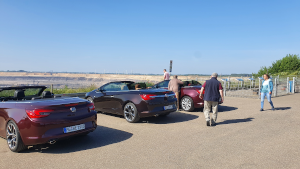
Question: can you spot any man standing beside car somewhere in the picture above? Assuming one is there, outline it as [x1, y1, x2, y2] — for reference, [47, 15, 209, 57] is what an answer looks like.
[163, 69, 170, 80]
[168, 75, 183, 111]
[199, 73, 224, 126]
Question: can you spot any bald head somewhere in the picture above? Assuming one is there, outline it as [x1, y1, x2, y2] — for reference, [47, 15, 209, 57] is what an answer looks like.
[173, 75, 178, 79]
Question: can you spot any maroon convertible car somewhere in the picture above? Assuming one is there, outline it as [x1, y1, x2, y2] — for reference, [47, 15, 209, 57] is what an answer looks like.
[150, 80, 222, 112]
[85, 81, 177, 123]
[0, 86, 97, 152]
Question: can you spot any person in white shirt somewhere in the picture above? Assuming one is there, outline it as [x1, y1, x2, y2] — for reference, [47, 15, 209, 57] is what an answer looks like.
[163, 69, 170, 80]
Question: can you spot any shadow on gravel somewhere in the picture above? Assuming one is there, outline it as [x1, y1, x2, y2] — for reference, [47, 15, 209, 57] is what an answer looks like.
[139, 111, 198, 124]
[194, 105, 238, 113]
[99, 111, 199, 124]
[21, 126, 133, 154]
[218, 105, 238, 112]
[274, 107, 291, 111]
[217, 118, 254, 125]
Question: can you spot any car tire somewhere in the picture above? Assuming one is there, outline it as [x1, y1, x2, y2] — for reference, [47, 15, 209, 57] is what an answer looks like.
[87, 97, 93, 103]
[123, 103, 140, 123]
[181, 96, 194, 112]
[6, 121, 27, 152]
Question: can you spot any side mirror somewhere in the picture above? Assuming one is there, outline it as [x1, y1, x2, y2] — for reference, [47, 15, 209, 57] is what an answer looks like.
[98, 88, 105, 92]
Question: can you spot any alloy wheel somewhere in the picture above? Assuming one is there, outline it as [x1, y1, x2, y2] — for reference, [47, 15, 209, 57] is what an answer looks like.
[181, 98, 192, 111]
[124, 104, 135, 121]
[7, 123, 17, 150]
[87, 97, 94, 103]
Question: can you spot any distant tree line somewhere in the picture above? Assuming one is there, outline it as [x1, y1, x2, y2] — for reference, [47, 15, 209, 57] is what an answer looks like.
[253, 54, 300, 77]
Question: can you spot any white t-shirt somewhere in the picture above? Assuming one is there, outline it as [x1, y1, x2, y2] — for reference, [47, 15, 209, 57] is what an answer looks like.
[263, 79, 269, 86]
[164, 72, 170, 80]
[262, 79, 270, 93]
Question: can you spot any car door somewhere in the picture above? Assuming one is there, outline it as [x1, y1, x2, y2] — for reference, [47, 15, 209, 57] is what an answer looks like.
[93, 89, 106, 112]
[93, 83, 118, 112]
[94, 82, 126, 113]
[108, 84, 130, 114]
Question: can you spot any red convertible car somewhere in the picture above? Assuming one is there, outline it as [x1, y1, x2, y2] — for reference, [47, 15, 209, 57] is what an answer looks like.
[150, 80, 222, 112]
[0, 86, 97, 152]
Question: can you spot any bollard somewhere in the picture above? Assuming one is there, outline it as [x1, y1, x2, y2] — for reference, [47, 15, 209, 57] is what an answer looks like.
[51, 84, 53, 93]
[293, 77, 295, 93]
[228, 76, 230, 90]
[258, 78, 261, 98]
[223, 80, 226, 96]
[274, 78, 277, 97]
[287, 77, 289, 94]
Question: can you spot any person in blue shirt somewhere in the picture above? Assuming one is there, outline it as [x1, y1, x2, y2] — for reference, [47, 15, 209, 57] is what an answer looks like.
[260, 74, 275, 111]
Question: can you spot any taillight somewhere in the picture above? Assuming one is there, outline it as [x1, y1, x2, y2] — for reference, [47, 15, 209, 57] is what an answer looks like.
[26, 109, 52, 118]
[87, 103, 95, 112]
[140, 94, 156, 100]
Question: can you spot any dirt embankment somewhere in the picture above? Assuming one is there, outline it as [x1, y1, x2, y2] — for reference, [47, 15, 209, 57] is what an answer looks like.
[0, 72, 210, 88]
[0, 72, 243, 88]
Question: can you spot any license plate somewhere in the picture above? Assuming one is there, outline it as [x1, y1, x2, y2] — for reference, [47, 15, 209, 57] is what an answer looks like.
[63, 124, 85, 133]
[164, 105, 173, 110]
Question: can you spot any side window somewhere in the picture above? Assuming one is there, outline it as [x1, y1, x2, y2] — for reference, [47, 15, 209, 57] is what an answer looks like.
[103, 83, 120, 91]
[158, 81, 169, 88]
[102, 83, 129, 91]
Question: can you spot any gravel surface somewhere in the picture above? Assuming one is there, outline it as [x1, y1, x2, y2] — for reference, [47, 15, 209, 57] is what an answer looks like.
[0, 93, 299, 169]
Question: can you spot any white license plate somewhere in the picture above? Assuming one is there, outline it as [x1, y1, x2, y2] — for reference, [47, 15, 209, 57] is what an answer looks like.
[63, 124, 85, 133]
[164, 105, 173, 110]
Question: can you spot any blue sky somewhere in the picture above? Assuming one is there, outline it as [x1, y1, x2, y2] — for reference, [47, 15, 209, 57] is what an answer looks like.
[0, 0, 299, 75]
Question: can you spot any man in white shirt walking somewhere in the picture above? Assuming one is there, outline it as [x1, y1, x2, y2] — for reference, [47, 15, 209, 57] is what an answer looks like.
[163, 69, 170, 80]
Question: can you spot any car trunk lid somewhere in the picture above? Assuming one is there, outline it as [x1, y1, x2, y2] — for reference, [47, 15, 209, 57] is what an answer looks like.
[23, 97, 95, 121]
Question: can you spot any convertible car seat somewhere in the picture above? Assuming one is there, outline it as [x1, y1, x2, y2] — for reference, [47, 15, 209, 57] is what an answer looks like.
[14, 90, 25, 100]
[42, 91, 52, 98]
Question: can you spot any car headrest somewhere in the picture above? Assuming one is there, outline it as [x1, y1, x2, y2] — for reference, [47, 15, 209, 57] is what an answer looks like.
[42, 91, 52, 98]
[14, 90, 25, 99]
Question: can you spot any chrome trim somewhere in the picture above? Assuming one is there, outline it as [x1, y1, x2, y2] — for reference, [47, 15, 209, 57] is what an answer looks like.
[149, 94, 175, 98]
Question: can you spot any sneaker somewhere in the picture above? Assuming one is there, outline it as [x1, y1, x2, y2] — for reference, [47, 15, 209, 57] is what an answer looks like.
[206, 121, 210, 126]
[260, 108, 264, 111]
[211, 119, 216, 126]
[272, 107, 275, 111]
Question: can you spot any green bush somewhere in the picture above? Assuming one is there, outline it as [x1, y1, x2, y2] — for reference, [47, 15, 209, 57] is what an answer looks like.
[253, 54, 300, 77]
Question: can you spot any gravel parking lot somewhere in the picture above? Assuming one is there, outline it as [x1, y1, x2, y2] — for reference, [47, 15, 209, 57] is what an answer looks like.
[0, 94, 299, 169]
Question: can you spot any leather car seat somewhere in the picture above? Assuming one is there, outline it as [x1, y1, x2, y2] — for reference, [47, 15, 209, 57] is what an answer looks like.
[42, 91, 52, 98]
[14, 90, 25, 100]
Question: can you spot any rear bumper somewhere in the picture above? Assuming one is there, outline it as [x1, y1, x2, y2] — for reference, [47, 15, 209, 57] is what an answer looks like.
[139, 102, 177, 118]
[139, 109, 176, 117]
[21, 113, 97, 146]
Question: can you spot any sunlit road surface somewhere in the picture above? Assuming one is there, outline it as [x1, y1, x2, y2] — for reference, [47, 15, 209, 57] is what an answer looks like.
[0, 94, 299, 169]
